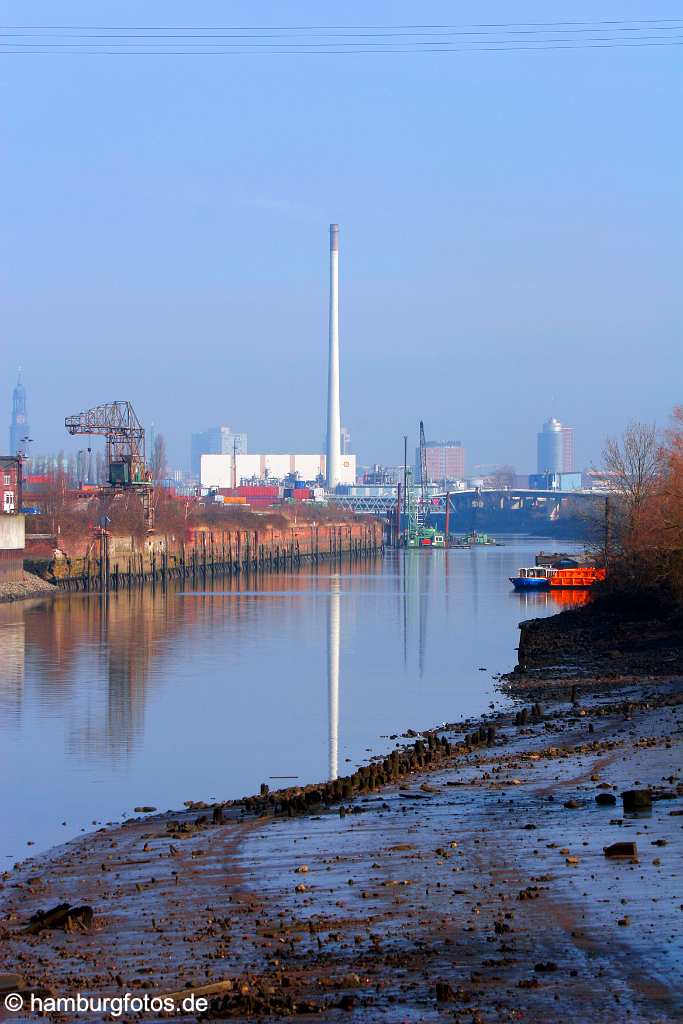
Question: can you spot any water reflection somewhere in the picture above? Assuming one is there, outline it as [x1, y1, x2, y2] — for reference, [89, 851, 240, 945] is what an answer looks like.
[327, 577, 340, 781]
[399, 552, 434, 679]
[3, 570, 358, 768]
[0, 620, 24, 722]
[0, 557, 589, 770]
[512, 588, 591, 612]
[1, 541, 584, 861]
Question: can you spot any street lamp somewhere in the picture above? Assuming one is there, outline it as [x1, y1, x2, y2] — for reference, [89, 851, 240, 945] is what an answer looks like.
[18, 436, 33, 512]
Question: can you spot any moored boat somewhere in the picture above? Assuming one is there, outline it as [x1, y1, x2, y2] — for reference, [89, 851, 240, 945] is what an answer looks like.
[510, 566, 606, 591]
[509, 567, 556, 590]
[406, 527, 445, 548]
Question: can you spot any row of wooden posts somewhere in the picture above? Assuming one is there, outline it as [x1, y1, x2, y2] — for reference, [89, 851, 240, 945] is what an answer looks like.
[57, 525, 383, 591]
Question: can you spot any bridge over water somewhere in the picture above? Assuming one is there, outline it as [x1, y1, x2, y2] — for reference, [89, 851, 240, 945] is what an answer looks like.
[330, 487, 612, 535]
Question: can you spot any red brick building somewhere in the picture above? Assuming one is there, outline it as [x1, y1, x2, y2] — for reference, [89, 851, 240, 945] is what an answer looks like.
[1, 456, 21, 514]
[417, 441, 466, 484]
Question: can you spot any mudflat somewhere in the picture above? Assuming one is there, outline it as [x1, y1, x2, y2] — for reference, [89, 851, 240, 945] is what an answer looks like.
[1, 614, 681, 1022]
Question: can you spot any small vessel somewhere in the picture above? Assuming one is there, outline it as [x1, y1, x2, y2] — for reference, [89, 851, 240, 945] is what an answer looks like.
[510, 566, 606, 591]
[406, 526, 445, 548]
[510, 567, 557, 590]
[460, 530, 500, 546]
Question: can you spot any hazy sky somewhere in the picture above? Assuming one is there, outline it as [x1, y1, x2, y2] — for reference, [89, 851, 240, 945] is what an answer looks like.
[2, 1, 681, 473]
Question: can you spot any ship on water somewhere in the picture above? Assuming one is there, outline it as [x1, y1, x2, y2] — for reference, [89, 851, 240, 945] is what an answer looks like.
[510, 565, 606, 591]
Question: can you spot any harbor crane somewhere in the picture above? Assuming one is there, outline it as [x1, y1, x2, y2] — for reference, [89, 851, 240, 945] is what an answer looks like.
[419, 420, 429, 520]
[404, 421, 445, 548]
[65, 400, 154, 527]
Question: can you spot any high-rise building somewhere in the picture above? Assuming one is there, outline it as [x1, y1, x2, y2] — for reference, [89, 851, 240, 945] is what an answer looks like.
[9, 370, 29, 456]
[416, 440, 465, 483]
[190, 426, 247, 478]
[561, 425, 574, 473]
[537, 418, 574, 473]
[340, 427, 351, 455]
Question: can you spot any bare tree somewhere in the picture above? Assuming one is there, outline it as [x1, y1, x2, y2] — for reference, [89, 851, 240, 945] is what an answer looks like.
[603, 421, 660, 512]
[601, 420, 661, 554]
[151, 434, 168, 483]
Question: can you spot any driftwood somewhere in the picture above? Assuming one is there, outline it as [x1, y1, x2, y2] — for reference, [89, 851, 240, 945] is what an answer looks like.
[25, 903, 94, 934]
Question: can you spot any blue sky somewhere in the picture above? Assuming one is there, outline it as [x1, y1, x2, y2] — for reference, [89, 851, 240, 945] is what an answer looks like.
[2, 1, 681, 473]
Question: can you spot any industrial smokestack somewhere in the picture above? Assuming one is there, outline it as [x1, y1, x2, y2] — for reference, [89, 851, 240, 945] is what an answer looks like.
[326, 223, 342, 489]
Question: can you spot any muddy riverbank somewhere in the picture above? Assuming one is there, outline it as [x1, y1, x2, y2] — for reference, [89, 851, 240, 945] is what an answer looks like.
[507, 598, 683, 694]
[1, 662, 681, 1020]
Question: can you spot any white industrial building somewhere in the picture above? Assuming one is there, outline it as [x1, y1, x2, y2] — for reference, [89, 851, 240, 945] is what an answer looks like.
[201, 453, 356, 490]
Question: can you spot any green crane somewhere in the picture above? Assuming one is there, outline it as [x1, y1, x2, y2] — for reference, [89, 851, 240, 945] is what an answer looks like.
[405, 421, 445, 548]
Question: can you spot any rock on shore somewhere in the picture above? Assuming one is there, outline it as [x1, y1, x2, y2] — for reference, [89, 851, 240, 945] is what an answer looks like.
[0, 570, 57, 603]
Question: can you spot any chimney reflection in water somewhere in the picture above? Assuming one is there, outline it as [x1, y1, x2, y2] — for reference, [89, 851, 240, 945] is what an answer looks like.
[327, 576, 340, 781]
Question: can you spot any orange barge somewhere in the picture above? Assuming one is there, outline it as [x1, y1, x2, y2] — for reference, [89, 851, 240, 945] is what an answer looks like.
[548, 567, 606, 589]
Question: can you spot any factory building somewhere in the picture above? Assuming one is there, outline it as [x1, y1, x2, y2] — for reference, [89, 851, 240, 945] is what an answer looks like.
[190, 425, 247, 478]
[416, 440, 465, 484]
[201, 453, 356, 490]
[537, 418, 574, 474]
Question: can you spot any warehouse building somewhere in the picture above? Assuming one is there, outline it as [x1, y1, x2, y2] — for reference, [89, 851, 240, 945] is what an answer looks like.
[201, 453, 356, 490]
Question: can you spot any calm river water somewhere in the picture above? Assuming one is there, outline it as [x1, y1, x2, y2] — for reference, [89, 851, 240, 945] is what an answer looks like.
[1, 537, 583, 861]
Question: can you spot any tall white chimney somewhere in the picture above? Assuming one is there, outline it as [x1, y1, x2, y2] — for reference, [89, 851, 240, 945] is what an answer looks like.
[326, 223, 342, 489]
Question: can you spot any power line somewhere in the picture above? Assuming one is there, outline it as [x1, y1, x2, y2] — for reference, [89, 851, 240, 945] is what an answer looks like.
[1, 20, 681, 55]
[1, 19, 681, 29]
[2, 26, 683, 39]
[2, 41, 681, 55]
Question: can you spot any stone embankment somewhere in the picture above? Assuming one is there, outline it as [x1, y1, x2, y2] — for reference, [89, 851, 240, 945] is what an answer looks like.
[0, 570, 57, 603]
[35, 519, 383, 591]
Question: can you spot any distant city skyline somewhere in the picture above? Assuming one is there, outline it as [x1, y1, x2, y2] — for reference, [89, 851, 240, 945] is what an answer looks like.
[0, 372, 608, 485]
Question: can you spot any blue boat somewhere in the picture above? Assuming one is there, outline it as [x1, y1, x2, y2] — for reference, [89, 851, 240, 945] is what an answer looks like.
[510, 567, 556, 591]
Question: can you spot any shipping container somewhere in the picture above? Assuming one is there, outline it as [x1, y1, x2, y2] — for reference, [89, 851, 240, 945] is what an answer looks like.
[218, 486, 279, 498]
[237, 486, 279, 497]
